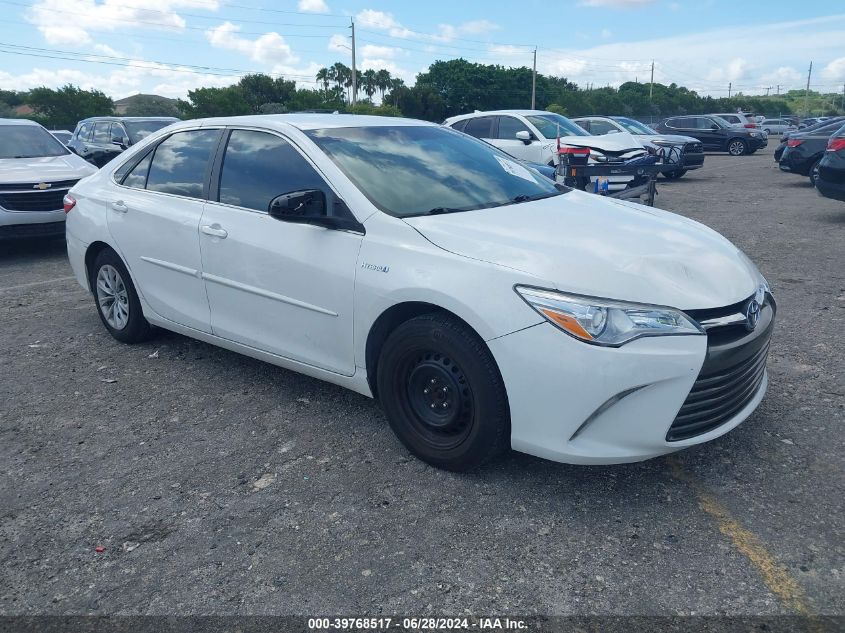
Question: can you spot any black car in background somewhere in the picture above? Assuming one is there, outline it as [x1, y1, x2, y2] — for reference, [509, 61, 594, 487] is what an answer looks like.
[774, 116, 844, 162]
[778, 119, 845, 185]
[815, 123, 845, 202]
[68, 117, 178, 167]
[654, 115, 766, 156]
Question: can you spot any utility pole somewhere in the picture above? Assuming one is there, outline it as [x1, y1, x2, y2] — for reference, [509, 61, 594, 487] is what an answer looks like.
[350, 18, 357, 107]
[649, 60, 654, 100]
[804, 61, 812, 116]
[765, 86, 772, 96]
[777, 84, 781, 96]
[728, 82, 732, 98]
[531, 47, 537, 109]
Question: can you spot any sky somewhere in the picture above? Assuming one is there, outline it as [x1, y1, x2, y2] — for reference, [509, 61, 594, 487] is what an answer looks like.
[0, 0, 844, 101]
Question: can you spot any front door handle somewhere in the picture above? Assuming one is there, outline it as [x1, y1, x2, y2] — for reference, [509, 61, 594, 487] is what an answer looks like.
[111, 200, 128, 213]
[201, 224, 228, 239]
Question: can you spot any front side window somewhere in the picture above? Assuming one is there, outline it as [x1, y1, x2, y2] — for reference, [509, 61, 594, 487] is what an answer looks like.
[496, 116, 530, 140]
[585, 119, 618, 135]
[306, 125, 564, 218]
[93, 122, 111, 143]
[0, 124, 69, 158]
[218, 130, 328, 212]
[145, 129, 220, 199]
[75, 122, 92, 142]
[524, 114, 588, 139]
[614, 117, 657, 134]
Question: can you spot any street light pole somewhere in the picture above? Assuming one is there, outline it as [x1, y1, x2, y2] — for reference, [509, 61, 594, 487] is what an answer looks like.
[350, 18, 357, 107]
[531, 47, 537, 109]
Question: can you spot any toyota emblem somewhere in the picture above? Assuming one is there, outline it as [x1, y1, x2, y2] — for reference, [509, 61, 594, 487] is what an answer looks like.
[745, 299, 761, 331]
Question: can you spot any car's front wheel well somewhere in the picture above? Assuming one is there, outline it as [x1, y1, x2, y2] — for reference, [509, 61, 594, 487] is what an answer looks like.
[84, 241, 114, 292]
[365, 302, 481, 400]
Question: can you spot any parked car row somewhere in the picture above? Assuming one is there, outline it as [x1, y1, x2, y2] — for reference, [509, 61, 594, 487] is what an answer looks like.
[814, 123, 845, 202]
[776, 117, 845, 186]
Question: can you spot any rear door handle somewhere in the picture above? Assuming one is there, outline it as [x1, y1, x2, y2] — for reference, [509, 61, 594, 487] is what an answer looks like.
[201, 224, 228, 239]
[111, 200, 128, 213]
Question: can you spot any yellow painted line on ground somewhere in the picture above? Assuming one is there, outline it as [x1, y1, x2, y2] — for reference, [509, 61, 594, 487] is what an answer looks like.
[666, 456, 815, 618]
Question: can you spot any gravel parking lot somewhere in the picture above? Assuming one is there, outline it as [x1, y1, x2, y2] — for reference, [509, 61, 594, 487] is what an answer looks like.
[1, 143, 843, 618]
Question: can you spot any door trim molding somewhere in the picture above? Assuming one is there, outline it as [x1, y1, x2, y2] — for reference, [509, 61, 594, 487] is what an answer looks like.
[139, 256, 200, 278]
[201, 272, 339, 317]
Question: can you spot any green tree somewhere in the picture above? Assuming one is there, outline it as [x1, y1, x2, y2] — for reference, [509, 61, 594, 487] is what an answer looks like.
[124, 95, 180, 117]
[178, 86, 251, 118]
[237, 74, 296, 113]
[26, 84, 113, 129]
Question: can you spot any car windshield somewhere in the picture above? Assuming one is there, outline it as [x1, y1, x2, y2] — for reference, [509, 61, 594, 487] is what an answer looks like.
[306, 125, 565, 218]
[124, 119, 177, 143]
[0, 125, 69, 159]
[614, 117, 657, 134]
[524, 114, 588, 138]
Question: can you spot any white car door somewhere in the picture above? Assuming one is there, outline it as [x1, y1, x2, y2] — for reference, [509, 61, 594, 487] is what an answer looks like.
[198, 128, 362, 376]
[108, 128, 222, 332]
[493, 115, 544, 163]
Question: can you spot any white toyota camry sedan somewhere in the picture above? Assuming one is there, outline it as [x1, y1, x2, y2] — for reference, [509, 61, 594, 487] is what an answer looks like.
[65, 114, 775, 471]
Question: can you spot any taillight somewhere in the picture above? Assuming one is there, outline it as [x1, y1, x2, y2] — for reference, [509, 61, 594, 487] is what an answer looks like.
[827, 138, 845, 152]
[744, 123, 756, 128]
[63, 194, 76, 213]
[787, 139, 804, 148]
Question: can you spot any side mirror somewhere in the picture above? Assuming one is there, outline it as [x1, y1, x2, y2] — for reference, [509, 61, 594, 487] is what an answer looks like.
[268, 190, 363, 232]
[710, 124, 719, 130]
[515, 130, 532, 144]
[111, 136, 127, 148]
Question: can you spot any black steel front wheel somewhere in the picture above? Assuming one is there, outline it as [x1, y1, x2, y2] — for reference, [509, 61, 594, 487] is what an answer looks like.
[376, 314, 510, 471]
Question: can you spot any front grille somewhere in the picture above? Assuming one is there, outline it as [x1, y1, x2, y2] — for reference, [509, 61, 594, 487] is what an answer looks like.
[684, 142, 704, 154]
[0, 221, 65, 239]
[0, 179, 78, 192]
[667, 296, 775, 442]
[0, 189, 68, 212]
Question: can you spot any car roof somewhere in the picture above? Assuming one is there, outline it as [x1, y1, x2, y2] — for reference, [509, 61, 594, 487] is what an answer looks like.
[164, 113, 435, 131]
[445, 109, 553, 122]
[0, 118, 42, 126]
[80, 116, 180, 122]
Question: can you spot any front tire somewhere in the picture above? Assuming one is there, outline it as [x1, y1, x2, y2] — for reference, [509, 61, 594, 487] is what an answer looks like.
[663, 169, 687, 180]
[809, 159, 821, 186]
[727, 138, 748, 156]
[376, 314, 510, 471]
[92, 248, 151, 344]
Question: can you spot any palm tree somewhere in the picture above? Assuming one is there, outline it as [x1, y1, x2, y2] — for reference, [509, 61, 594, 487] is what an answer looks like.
[388, 77, 405, 107]
[375, 69, 392, 102]
[316, 67, 330, 97]
[332, 62, 350, 101]
[362, 69, 377, 100]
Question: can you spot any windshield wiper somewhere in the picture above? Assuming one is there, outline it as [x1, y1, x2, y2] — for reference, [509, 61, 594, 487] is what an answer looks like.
[512, 191, 561, 204]
[425, 206, 467, 215]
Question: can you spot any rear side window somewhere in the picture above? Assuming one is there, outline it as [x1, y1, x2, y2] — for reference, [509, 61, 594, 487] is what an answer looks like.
[463, 116, 495, 139]
[450, 120, 467, 132]
[145, 129, 220, 199]
[721, 115, 740, 124]
[495, 116, 530, 140]
[586, 119, 617, 135]
[121, 152, 153, 189]
[75, 122, 92, 142]
[218, 129, 327, 212]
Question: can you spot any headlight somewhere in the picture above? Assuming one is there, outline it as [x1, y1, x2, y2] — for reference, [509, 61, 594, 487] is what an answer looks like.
[750, 132, 761, 137]
[515, 286, 704, 347]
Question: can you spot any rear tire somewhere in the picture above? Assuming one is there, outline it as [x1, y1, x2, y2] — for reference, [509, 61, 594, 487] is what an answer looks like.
[809, 159, 821, 186]
[663, 169, 687, 180]
[376, 313, 510, 471]
[92, 248, 151, 344]
[727, 138, 748, 156]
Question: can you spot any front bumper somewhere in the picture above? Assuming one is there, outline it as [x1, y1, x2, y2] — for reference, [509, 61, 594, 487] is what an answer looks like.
[0, 208, 66, 239]
[488, 301, 773, 464]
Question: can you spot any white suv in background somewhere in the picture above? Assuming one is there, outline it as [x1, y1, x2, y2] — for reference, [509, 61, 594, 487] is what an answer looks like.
[443, 109, 648, 191]
[1, 119, 97, 239]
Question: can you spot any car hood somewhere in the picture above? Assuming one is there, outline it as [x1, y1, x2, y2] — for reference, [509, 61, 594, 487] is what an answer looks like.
[556, 132, 645, 153]
[637, 133, 701, 145]
[404, 192, 758, 310]
[0, 153, 97, 184]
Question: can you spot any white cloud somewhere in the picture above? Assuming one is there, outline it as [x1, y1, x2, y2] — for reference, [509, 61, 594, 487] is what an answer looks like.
[328, 33, 350, 53]
[601, 28, 613, 39]
[355, 9, 499, 42]
[205, 22, 298, 66]
[28, 0, 220, 45]
[297, 0, 330, 13]
[360, 44, 405, 59]
[821, 57, 845, 82]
